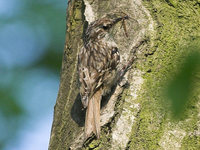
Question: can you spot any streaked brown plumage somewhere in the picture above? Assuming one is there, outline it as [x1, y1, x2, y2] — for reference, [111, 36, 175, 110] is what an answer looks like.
[78, 13, 129, 139]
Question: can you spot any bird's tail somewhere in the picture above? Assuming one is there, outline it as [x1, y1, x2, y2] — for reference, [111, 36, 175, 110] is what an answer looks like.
[85, 89, 102, 139]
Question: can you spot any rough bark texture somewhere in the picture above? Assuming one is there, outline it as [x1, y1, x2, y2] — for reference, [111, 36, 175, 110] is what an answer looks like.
[49, 0, 200, 149]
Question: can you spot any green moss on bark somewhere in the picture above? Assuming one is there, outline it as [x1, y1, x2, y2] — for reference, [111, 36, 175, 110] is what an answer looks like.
[128, 0, 200, 149]
[181, 136, 200, 149]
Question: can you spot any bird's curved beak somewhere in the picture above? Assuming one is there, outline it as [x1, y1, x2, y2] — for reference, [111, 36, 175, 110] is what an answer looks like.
[112, 13, 129, 24]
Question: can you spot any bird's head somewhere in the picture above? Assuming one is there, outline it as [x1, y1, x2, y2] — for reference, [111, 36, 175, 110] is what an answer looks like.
[84, 12, 129, 43]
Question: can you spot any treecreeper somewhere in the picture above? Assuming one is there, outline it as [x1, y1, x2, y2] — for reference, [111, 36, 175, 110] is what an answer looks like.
[78, 12, 133, 140]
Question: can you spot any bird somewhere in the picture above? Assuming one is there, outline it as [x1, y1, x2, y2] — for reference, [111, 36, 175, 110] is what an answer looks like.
[78, 12, 129, 139]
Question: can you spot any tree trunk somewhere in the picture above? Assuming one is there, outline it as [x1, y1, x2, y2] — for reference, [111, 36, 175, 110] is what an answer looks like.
[49, 0, 200, 149]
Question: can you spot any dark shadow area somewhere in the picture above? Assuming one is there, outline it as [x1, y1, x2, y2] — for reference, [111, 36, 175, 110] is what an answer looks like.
[70, 86, 116, 127]
[70, 93, 86, 127]
[101, 85, 118, 108]
[70, 79, 129, 127]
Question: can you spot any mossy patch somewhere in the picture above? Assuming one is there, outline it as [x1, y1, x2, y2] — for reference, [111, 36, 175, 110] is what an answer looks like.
[181, 135, 200, 150]
[128, 0, 200, 149]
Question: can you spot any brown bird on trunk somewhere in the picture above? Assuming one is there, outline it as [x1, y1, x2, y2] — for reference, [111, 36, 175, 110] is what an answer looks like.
[78, 13, 129, 139]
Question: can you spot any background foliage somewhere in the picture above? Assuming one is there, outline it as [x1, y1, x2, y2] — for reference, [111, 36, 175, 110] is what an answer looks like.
[0, 0, 67, 149]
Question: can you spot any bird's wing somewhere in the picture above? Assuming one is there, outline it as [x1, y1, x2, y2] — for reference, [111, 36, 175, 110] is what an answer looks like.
[78, 42, 120, 107]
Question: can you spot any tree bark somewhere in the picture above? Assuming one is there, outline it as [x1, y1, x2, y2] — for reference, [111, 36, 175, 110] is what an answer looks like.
[49, 0, 200, 149]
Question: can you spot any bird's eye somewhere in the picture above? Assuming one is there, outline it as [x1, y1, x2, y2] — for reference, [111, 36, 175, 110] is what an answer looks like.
[102, 25, 109, 30]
